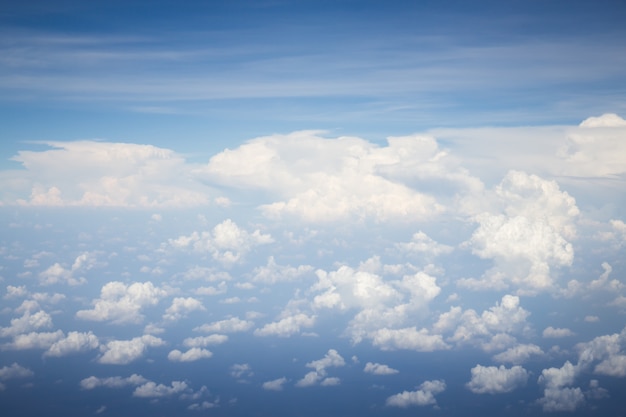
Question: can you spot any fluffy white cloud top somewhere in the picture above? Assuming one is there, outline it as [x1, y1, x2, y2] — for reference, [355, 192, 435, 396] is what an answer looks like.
[98, 335, 165, 365]
[466, 365, 529, 394]
[363, 362, 399, 375]
[76, 281, 166, 325]
[386, 379, 446, 407]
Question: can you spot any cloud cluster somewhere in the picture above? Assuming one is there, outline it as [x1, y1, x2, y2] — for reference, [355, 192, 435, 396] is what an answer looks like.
[296, 349, 345, 387]
[466, 364, 529, 394]
[76, 281, 166, 324]
[386, 379, 446, 407]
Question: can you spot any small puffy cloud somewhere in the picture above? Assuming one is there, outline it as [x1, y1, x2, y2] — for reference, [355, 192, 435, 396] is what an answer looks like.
[76, 281, 166, 325]
[543, 326, 575, 338]
[133, 380, 188, 398]
[0, 310, 54, 337]
[98, 335, 165, 365]
[80, 374, 148, 390]
[538, 387, 585, 412]
[370, 327, 449, 352]
[364, 362, 399, 375]
[230, 363, 253, 380]
[538, 361, 578, 389]
[0, 363, 34, 380]
[2, 330, 64, 350]
[262, 377, 288, 391]
[167, 219, 273, 266]
[466, 365, 529, 394]
[44, 331, 99, 357]
[492, 344, 543, 364]
[251, 256, 314, 284]
[395, 231, 453, 259]
[167, 348, 213, 362]
[194, 317, 254, 333]
[38, 252, 98, 286]
[386, 379, 446, 407]
[183, 334, 228, 348]
[296, 349, 345, 387]
[163, 297, 205, 321]
[254, 313, 316, 337]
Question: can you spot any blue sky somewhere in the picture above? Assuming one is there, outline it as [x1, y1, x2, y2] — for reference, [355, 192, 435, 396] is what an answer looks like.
[1, 0, 626, 416]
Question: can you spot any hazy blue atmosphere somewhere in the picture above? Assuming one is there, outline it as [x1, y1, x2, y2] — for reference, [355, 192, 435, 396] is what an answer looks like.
[1, 1, 626, 416]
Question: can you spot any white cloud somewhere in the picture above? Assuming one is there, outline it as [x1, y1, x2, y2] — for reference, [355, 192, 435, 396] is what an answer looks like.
[167, 219, 273, 266]
[466, 365, 528, 394]
[543, 326, 575, 338]
[0, 310, 54, 337]
[230, 363, 253, 380]
[200, 131, 467, 223]
[593, 355, 626, 377]
[364, 362, 399, 375]
[80, 374, 148, 390]
[163, 297, 205, 321]
[296, 349, 345, 387]
[461, 171, 578, 293]
[0, 363, 34, 380]
[254, 313, 316, 337]
[262, 377, 288, 391]
[395, 231, 453, 259]
[492, 344, 543, 364]
[538, 387, 585, 412]
[435, 295, 531, 351]
[183, 334, 228, 348]
[167, 348, 213, 362]
[386, 379, 446, 407]
[2, 330, 64, 350]
[76, 281, 166, 325]
[194, 317, 254, 333]
[8, 141, 211, 207]
[98, 335, 165, 365]
[133, 380, 188, 398]
[251, 256, 314, 284]
[44, 331, 99, 357]
[370, 327, 449, 352]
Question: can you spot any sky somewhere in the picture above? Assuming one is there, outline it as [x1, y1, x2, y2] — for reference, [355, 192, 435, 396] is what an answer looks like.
[1, 0, 626, 416]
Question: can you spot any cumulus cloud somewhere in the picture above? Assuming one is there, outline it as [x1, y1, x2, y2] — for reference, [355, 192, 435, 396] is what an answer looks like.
[557, 113, 626, 178]
[44, 331, 99, 357]
[198, 131, 475, 223]
[386, 379, 446, 407]
[0, 363, 34, 380]
[230, 363, 253, 380]
[133, 380, 188, 398]
[76, 281, 166, 324]
[251, 256, 314, 284]
[395, 231, 453, 259]
[167, 219, 273, 266]
[462, 171, 578, 293]
[262, 377, 288, 391]
[543, 326, 575, 338]
[98, 335, 165, 365]
[364, 362, 399, 375]
[370, 327, 449, 352]
[466, 365, 528, 394]
[167, 348, 213, 362]
[0, 310, 54, 337]
[2, 330, 64, 350]
[296, 349, 345, 387]
[80, 374, 148, 390]
[194, 317, 254, 333]
[254, 313, 316, 337]
[492, 343, 543, 364]
[7, 141, 211, 207]
[163, 297, 206, 321]
[434, 295, 531, 351]
[183, 334, 228, 348]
